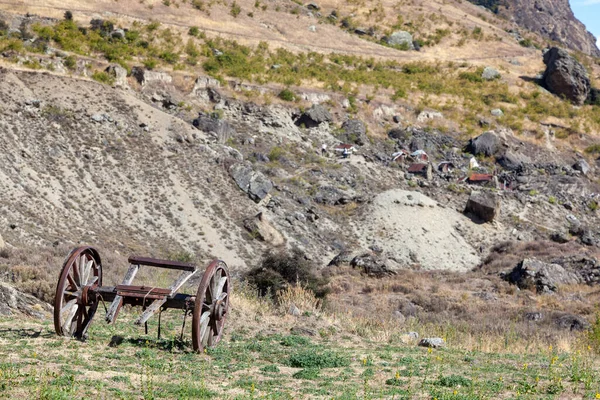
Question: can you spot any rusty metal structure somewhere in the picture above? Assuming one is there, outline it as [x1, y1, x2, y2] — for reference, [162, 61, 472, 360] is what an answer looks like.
[53, 246, 230, 352]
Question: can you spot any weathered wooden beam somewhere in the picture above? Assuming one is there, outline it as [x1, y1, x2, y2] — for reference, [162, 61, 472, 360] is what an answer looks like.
[105, 264, 139, 323]
[134, 269, 198, 325]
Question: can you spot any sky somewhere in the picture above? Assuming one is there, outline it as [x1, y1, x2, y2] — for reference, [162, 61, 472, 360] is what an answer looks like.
[570, 0, 600, 48]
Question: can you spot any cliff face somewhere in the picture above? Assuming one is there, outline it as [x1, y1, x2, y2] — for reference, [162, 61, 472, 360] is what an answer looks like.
[500, 0, 600, 57]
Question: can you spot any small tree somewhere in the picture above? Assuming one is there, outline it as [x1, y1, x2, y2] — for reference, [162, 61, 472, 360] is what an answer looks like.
[246, 248, 329, 298]
[64, 11, 73, 20]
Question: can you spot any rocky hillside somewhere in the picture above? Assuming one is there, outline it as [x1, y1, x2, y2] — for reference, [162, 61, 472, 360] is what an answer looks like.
[1, 0, 600, 347]
[499, 0, 600, 57]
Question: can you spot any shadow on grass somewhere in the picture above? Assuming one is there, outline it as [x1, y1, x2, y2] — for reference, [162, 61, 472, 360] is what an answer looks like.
[109, 334, 193, 352]
[0, 327, 54, 339]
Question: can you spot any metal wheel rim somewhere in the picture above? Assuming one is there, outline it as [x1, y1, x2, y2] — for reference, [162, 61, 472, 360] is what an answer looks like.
[192, 260, 230, 353]
[53, 246, 102, 338]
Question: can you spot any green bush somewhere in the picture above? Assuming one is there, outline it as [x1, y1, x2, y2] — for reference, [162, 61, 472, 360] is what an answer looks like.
[292, 368, 320, 380]
[91, 71, 115, 85]
[230, 1, 241, 17]
[585, 144, 600, 154]
[280, 335, 310, 347]
[435, 374, 473, 387]
[188, 26, 200, 36]
[278, 88, 296, 101]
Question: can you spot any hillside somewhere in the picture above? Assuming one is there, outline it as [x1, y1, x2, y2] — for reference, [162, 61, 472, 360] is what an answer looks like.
[1, 0, 600, 397]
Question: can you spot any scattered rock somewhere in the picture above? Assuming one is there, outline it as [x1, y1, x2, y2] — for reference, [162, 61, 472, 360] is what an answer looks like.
[229, 164, 273, 202]
[496, 151, 529, 171]
[490, 108, 503, 117]
[0, 282, 52, 318]
[308, 25, 317, 33]
[350, 253, 397, 276]
[306, 2, 320, 10]
[243, 212, 285, 245]
[525, 312, 543, 321]
[192, 112, 235, 143]
[416, 110, 443, 123]
[573, 159, 591, 175]
[418, 338, 445, 348]
[555, 314, 589, 331]
[466, 131, 501, 157]
[294, 104, 332, 128]
[464, 191, 499, 223]
[388, 127, 409, 141]
[505, 258, 581, 293]
[542, 47, 591, 105]
[291, 326, 317, 336]
[111, 29, 125, 39]
[550, 231, 570, 244]
[482, 67, 501, 81]
[340, 119, 367, 145]
[385, 31, 415, 50]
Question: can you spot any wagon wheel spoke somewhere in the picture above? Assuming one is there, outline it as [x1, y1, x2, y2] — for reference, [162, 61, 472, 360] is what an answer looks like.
[215, 275, 227, 299]
[67, 272, 79, 292]
[199, 311, 211, 346]
[60, 299, 77, 320]
[63, 303, 79, 333]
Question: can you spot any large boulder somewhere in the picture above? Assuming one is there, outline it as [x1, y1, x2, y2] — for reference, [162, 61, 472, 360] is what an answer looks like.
[339, 119, 367, 145]
[243, 212, 285, 245]
[131, 67, 173, 86]
[229, 164, 273, 202]
[105, 64, 128, 87]
[573, 159, 591, 175]
[349, 253, 397, 276]
[385, 31, 414, 50]
[496, 151, 530, 171]
[294, 104, 332, 128]
[505, 258, 582, 293]
[542, 47, 591, 105]
[192, 112, 235, 143]
[464, 191, 499, 223]
[466, 131, 500, 157]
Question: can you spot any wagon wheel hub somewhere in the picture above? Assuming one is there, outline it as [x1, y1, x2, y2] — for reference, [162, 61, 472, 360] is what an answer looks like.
[212, 297, 226, 321]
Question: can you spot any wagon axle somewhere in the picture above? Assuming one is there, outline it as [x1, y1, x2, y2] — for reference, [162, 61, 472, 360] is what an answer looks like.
[53, 246, 231, 352]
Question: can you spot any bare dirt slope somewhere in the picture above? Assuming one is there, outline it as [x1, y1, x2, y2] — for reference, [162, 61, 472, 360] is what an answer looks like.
[0, 69, 254, 269]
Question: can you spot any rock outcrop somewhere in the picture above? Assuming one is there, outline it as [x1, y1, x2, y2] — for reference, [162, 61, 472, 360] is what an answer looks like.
[229, 164, 273, 202]
[504, 258, 582, 293]
[542, 47, 591, 105]
[498, 0, 600, 57]
[0, 282, 52, 319]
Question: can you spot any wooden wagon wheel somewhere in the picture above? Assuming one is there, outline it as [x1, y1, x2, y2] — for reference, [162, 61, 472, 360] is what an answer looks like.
[53, 246, 102, 339]
[192, 260, 230, 352]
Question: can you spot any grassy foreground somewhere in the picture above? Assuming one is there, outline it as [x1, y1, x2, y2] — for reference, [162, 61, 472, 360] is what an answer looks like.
[1, 286, 600, 400]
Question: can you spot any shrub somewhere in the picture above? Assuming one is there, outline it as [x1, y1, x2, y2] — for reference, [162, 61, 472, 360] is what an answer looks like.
[63, 55, 76, 70]
[435, 374, 473, 387]
[278, 88, 296, 101]
[245, 248, 328, 298]
[268, 146, 285, 161]
[188, 26, 200, 36]
[91, 71, 115, 85]
[230, 1, 241, 17]
[585, 144, 600, 154]
[292, 368, 320, 379]
[64, 11, 73, 20]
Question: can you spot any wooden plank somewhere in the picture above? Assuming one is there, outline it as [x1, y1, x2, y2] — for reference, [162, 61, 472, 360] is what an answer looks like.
[134, 269, 198, 325]
[128, 256, 196, 272]
[105, 264, 139, 323]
